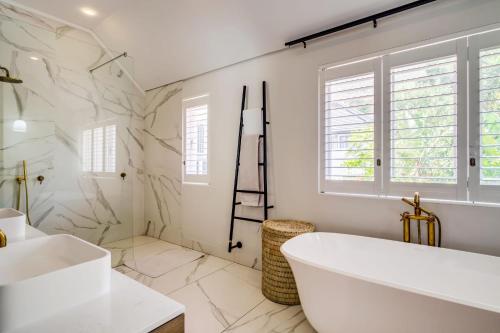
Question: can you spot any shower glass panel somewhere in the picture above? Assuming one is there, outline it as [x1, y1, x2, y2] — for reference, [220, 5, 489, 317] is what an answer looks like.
[0, 4, 144, 268]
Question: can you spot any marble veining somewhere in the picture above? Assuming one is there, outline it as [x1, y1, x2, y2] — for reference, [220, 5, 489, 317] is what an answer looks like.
[1, 1, 265, 286]
[0, 2, 145, 246]
[123, 239, 203, 277]
[114, 237, 316, 333]
[143, 83, 264, 269]
[224, 300, 313, 333]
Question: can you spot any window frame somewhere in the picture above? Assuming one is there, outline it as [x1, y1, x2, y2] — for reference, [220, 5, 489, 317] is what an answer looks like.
[468, 30, 500, 203]
[318, 27, 500, 204]
[182, 94, 210, 185]
[319, 57, 382, 195]
[81, 119, 118, 177]
[382, 39, 468, 201]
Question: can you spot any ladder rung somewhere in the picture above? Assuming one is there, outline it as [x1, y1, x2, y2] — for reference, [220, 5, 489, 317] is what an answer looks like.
[235, 202, 241, 205]
[259, 135, 264, 138]
[258, 163, 264, 166]
[267, 205, 274, 209]
[237, 190, 265, 194]
[234, 216, 263, 223]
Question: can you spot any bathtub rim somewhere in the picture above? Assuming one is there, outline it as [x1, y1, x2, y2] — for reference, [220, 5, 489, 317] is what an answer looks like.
[281, 232, 500, 315]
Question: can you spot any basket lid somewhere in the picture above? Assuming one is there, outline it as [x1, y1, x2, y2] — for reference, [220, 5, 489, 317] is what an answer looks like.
[263, 219, 314, 233]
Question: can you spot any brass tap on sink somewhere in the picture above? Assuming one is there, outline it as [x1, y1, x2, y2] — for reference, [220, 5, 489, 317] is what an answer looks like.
[0, 229, 6, 248]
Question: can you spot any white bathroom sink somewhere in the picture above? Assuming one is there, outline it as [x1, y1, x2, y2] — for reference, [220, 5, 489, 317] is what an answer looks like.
[0, 234, 111, 331]
[0, 208, 26, 242]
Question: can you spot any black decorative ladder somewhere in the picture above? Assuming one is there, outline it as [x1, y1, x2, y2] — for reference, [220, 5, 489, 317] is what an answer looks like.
[228, 81, 273, 252]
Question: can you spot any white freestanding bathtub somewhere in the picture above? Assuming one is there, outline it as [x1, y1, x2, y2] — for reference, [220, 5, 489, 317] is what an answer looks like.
[281, 232, 500, 333]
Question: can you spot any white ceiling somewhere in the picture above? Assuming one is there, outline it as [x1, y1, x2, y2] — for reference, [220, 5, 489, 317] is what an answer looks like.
[13, 0, 411, 90]
[13, 0, 135, 27]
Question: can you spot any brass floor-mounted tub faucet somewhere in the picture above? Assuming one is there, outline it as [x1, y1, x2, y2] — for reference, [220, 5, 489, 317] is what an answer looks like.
[401, 192, 442, 247]
[0, 229, 6, 248]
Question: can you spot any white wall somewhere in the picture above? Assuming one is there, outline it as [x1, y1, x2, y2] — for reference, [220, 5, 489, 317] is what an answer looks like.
[145, 0, 500, 268]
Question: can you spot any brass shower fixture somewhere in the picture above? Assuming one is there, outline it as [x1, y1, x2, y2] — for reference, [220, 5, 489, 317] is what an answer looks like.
[400, 192, 442, 247]
[16, 160, 32, 226]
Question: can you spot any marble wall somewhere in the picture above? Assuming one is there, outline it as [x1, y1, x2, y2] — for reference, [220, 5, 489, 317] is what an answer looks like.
[144, 83, 264, 268]
[0, 2, 145, 245]
[143, 83, 183, 243]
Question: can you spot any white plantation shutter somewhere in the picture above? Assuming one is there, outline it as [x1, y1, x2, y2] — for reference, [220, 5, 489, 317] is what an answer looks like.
[318, 31, 500, 203]
[82, 123, 117, 174]
[320, 58, 381, 194]
[325, 73, 375, 181]
[383, 39, 467, 200]
[390, 56, 458, 184]
[479, 47, 500, 185]
[469, 30, 500, 203]
[82, 129, 92, 172]
[185, 105, 208, 175]
[104, 125, 117, 173]
[92, 127, 104, 172]
[183, 95, 209, 184]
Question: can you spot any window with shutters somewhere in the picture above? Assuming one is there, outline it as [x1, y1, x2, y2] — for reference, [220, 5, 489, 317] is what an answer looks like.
[469, 30, 500, 203]
[479, 47, 500, 186]
[317, 31, 500, 202]
[383, 39, 467, 200]
[389, 56, 458, 184]
[183, 95, 209, 184]
[319, 58, 381, 194]
[82, 123, 117, 174]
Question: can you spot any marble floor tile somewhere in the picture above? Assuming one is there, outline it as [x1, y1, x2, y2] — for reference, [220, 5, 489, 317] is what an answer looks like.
[125, 238, 180, 260]
[116, 255, 233, 295]
[124, 240, 204, 277]
[114, 265, 134, 275]
[103, 236, 160, 249]
[222, 263, 262, 289]
[102, 236, 162, 267]
[224, 300, 316, 333]
[168, 282, 227, 333]
[114, 241, 316, 333]
[168, 265, 265, 333]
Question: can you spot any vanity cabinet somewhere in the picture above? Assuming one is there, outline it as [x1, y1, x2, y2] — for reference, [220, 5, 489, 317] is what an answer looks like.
[151, 314, 184, 333]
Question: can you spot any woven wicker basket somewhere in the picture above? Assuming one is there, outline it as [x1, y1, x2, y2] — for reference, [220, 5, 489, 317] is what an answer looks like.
[262, 219, 315, 305]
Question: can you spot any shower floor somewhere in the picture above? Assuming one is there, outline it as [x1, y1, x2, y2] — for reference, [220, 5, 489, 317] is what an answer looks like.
[109, 236, 315, 333]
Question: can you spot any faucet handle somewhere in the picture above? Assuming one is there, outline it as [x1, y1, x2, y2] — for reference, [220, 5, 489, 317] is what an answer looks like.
[402, 197, 415, 207]
[414, 192, 420, 204]
[0, 229, 7, 248]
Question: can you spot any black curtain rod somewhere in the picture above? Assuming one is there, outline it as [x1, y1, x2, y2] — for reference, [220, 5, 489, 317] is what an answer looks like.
[285, 0, 437, 48]
[89, 52, 127, 73]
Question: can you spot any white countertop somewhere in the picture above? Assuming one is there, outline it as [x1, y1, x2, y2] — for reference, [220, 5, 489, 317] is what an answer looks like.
[8, 227, 185, 333]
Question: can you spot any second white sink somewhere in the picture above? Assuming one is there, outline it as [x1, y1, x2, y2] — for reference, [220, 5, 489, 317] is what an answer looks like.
[0, 234, 111, 331]
[0, 208, 26, 242]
